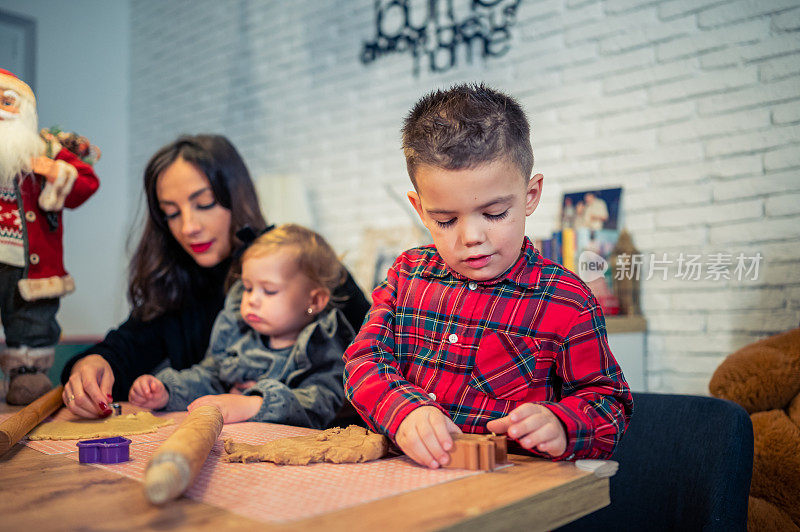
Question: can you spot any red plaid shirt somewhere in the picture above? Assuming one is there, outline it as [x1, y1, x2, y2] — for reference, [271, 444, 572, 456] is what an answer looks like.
[344, 237, 633, 460]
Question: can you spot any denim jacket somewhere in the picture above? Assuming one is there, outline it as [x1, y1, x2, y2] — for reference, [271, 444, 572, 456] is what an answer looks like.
[156, 281, 354, 429]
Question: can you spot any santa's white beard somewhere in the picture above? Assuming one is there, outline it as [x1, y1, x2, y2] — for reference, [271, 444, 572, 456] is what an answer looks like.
[0, 103, 44, 187]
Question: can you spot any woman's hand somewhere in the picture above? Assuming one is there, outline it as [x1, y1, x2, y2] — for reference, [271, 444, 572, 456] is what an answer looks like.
[187, 394, 261, 423]
[63, 354, 114, 418]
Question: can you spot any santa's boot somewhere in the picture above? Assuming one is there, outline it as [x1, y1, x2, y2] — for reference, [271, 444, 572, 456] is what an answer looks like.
[0, 346, 54, 405]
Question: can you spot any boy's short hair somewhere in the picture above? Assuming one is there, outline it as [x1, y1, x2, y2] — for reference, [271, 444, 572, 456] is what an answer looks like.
[401, 83, 533, 187]
[242, 224, 345, 296]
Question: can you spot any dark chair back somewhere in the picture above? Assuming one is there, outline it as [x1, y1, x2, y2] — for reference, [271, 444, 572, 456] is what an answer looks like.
[558, 393, 753, 532]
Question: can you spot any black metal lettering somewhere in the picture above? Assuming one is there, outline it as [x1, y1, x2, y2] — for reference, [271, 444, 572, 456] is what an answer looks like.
[360, 0, 522, 75]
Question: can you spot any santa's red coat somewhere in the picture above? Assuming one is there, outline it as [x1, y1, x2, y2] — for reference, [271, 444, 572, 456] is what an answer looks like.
[16, 147, 99, 300]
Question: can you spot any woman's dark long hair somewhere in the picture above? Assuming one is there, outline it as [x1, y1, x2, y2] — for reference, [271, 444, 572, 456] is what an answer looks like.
[128, 134, 267, 320]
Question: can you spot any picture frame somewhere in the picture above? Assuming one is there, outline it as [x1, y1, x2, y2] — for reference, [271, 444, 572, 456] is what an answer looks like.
[560, 187, 622, 231]
[0, 9, 36, 92]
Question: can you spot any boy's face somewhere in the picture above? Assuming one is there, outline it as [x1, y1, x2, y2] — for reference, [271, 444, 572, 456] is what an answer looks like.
[408, 159, 543, 282]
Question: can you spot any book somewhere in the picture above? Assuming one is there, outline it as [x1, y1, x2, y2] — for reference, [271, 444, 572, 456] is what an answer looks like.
[551, 231, 562, 265]
[575, 228, 621, 315]
[561, 228, 576, 273]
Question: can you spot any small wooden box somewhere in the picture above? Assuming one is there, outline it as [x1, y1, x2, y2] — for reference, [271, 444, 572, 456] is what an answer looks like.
[444, 433, 508, 471]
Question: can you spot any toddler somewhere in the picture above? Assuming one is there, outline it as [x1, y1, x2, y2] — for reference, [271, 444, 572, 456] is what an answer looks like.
[130, 224, 354, 427]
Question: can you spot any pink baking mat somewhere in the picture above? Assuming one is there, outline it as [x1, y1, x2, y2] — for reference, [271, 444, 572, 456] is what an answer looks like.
[0, 411, 185, 454]
[3, 412, 484, 524]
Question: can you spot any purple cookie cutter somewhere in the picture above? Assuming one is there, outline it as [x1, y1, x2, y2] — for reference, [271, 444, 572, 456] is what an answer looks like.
[77, 436, 131, 464]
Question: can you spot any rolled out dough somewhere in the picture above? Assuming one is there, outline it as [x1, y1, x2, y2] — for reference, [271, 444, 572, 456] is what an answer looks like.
[27, 412, 175, 440]
[224, 425, 389, 465]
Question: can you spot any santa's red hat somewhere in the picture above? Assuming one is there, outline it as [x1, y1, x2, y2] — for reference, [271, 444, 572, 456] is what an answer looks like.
[0, 68, 35, 104]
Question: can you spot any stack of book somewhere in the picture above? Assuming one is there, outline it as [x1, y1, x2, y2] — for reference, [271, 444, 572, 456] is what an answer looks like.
[535, 187, 623, 315]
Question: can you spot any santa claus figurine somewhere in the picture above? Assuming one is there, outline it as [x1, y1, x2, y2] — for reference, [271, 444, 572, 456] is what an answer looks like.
[0, 68, 99, 405]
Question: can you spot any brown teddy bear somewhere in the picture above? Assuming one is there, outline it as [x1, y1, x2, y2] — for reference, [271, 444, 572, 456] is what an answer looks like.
[709, 328, 800, 531]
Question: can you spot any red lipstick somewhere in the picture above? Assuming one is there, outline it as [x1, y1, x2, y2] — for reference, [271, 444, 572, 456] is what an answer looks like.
[190, 242, 213, 253]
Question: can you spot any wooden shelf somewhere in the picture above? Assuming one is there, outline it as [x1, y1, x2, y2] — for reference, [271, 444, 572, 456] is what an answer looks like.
[605, 315, 647, 334]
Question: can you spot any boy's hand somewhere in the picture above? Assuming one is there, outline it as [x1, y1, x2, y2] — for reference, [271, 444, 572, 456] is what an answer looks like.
[396, 405, 462, 469]
[128, 375, 169, 410]
[188, 394, 261, 423]
[486, 403, 567, 457]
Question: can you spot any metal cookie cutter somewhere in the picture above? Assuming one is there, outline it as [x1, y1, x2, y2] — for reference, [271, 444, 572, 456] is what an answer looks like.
[77, 436, 131, 464]
[110, 402, 122, 416]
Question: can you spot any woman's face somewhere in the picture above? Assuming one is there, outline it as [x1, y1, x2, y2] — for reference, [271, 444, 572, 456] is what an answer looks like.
[156, 157, 232, 268]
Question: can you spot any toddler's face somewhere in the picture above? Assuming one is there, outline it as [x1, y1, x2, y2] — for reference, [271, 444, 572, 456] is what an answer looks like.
[408, 159, 542, 282]
[239, 249, 317, 349]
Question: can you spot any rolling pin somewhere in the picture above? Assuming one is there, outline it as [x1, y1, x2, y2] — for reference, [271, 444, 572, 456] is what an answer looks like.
[0, 385, 64, 456]
[144, 405, 223, 504]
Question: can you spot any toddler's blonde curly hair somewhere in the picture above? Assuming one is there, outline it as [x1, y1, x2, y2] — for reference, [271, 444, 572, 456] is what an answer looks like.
[241, 224, 345, 300]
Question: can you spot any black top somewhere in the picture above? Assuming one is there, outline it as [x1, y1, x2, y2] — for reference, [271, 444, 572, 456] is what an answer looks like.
[61, 259, 371, 400]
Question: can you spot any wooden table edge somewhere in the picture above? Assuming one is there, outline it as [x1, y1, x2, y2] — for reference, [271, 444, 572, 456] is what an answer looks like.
[272, 454, 609, 531]
[1, 406, 610, 532]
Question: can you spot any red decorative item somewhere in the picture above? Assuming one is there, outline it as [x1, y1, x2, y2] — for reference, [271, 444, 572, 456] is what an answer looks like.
[0, 69, 100, 406]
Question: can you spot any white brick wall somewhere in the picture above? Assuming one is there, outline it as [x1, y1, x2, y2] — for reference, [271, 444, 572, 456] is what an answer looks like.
[130, 0, 800, 395]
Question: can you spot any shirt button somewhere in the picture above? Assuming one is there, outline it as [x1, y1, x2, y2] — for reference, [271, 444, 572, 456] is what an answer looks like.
[29, 253, 39, 264]
[448, 333, 458, 344]
[428, 392, 437, 401]
[468, 282, 477, 290]
[25, 211, 36, 222]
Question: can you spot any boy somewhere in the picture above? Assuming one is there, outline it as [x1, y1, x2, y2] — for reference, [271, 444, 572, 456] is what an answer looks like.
[343, 83, 633, 469]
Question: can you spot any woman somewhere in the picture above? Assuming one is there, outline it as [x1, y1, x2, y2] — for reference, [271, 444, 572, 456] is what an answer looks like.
[61, 135, 369, 418]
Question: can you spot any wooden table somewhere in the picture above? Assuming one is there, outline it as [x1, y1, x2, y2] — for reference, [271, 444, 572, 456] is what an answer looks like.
[0, 404, 610, 531]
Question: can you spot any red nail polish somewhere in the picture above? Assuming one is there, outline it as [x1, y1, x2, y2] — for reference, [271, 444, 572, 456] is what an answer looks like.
[106, 394, 113, 401]
[99, 402, 107, 410]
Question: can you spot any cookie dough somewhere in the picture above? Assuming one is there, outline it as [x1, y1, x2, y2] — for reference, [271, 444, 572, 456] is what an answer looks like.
[224, 425, 389, 465]
[27, 412, 174, 440]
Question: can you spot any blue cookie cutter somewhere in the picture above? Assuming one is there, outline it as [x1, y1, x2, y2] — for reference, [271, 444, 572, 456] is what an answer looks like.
[77, 436, 131, 464]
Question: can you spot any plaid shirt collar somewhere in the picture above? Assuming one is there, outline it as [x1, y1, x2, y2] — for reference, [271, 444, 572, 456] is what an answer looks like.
[419, 236, 542, 289]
